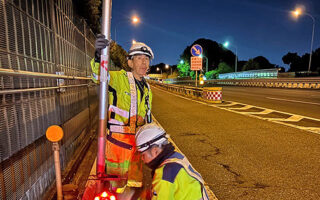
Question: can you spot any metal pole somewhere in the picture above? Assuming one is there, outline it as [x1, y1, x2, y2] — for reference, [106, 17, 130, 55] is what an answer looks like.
[53, 142, 63, 200]
[114, 25, 117, 42]
[205, 56, 208, 73]
[306, 13, 315, 73]
[97, 0, 112, 190]
[196, 70, 198, 87]
[235, 47, 238, 72]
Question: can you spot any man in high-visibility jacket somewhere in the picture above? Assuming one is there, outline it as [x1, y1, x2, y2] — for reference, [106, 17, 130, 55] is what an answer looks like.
[135, 123, 210, 200]
[91, 34, 153, 190]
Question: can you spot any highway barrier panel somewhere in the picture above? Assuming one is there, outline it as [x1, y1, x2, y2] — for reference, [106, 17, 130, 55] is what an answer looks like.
[202, 87, 222, 103]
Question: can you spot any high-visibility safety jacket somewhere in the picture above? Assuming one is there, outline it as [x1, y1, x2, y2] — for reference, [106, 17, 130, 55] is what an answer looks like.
[151, 151, 209, 200]
[91, 59, 152, 189]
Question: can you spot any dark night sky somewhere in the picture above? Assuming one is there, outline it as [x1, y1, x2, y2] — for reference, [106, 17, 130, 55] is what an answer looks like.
[111, 0, 320, 69]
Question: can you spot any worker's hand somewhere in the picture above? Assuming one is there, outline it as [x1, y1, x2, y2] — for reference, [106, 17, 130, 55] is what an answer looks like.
[95, 34, 109, 55]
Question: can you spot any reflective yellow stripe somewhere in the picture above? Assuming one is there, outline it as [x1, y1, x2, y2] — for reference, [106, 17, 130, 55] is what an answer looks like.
[127, 180, 142, 188]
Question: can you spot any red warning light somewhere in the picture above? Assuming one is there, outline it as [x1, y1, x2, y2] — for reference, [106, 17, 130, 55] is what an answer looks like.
[101, 191, 108, 197]
[94, 191, 117, 200]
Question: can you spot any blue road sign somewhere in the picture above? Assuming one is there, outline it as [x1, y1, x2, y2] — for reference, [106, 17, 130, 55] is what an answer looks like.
[191, 44, 203, 57]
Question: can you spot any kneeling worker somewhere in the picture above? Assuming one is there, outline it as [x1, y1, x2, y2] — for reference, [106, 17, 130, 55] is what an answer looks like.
[135, 123, 210, 200]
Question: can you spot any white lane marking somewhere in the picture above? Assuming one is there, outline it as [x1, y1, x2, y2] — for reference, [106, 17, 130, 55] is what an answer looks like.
[268, 115, 304, 122]
[266, 97, 320, 106]
[151, 86, 320, 135]
[229, 105, 253, 110]
[218, 102, 238, 107]
[243, 109, 274, 115]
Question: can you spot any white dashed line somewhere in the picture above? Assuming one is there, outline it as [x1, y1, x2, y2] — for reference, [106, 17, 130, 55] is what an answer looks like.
[266, 97, 320, 106]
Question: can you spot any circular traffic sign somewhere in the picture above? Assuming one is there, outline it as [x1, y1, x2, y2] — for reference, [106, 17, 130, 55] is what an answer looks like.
[46, 125, 64, 142]
[191, 44, 203, 57]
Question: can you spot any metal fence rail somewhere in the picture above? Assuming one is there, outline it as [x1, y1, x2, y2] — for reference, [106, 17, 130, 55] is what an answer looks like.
[0, 0, 98, 199]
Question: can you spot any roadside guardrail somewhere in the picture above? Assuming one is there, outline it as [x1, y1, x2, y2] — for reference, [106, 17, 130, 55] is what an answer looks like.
[149, 81, 222, 103]
[165, 77, 320, 89]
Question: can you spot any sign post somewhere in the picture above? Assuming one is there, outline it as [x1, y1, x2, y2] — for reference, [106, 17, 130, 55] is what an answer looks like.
[190, 44, 203, 87]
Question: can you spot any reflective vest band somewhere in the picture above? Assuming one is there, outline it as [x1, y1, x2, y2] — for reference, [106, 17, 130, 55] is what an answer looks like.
[161, 155, 209, 200]
[145, 83, 152, 123]
[109, 105, 129, 119]
[108, 119, 124, 125]
[110, 125, 135, 134]
[107, 134, 133, 150]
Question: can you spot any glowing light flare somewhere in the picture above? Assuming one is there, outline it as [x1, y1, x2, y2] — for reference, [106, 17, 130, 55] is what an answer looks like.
[132, 16, 139, 24]
[291, 5, 306, 19]
[223, 41, 229, 48]
[110, 195, 116, 200]
[292, 8, 302, 18]
[94, 197, 100, 200]
[101, 192, 108, 197]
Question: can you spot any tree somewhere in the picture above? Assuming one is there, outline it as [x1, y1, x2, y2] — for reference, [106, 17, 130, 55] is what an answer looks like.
[205, 62, 233, 79]
[217, 62, 233, 73]
[73, 0, 102, 33]
[109, 41, 129, 70]
[178, 38, 236, 75]
[242, 59, 260, 71]
[177, 60, 191, 77]
[282, 52, 302, 72]
[252, 56, 273, 69]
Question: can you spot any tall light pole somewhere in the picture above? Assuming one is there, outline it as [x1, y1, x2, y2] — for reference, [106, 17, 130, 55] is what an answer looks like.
[157, 67, 162, 75]
[223, 41, 238, 72]
[200, 54, 208, 73]
[165, 64, 172, 75]
[292, 8, 315, 73]
[114, 16, 140, 42]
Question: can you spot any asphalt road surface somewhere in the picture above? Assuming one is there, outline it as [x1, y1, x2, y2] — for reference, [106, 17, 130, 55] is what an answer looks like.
[151, 86, 320, 200]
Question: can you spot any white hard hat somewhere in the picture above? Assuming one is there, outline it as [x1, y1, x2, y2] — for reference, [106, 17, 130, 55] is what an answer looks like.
[135, 123, 168, 152]
[128, 42, 154, 60]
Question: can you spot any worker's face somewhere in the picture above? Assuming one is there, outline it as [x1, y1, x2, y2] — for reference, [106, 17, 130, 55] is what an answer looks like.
[140, 146, 160, 164]
[128, 54, 150, 80]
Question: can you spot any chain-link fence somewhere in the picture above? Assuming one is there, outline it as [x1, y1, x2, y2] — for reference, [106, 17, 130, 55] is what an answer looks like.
[0, 0, 99, 199]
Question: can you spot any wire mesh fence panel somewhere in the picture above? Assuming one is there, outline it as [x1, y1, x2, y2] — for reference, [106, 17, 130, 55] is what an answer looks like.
[0, 0, 98, 199]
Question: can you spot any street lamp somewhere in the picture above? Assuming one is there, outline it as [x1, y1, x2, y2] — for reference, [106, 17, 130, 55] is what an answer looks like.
[291, 7, 315, 73]
[165, 64, 172, 75]
[180, 60, 184, 64]
[199, 54, 208, 73]
[223, 41, 238, 72]
[114, 16, 140, 42]
[157, 67, 162, 75]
